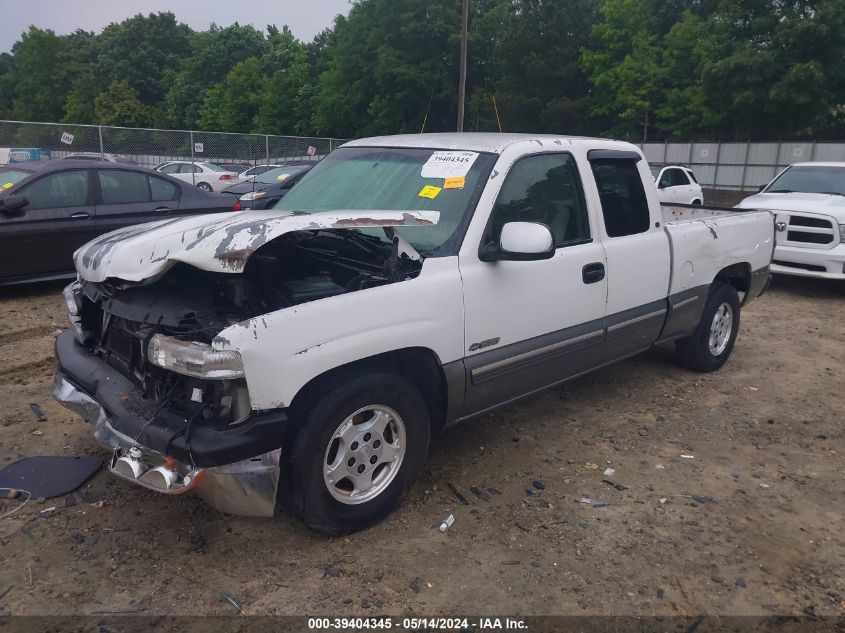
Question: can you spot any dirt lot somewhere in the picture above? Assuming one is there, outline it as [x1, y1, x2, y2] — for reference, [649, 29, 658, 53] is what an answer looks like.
[0, 275, 843, 618]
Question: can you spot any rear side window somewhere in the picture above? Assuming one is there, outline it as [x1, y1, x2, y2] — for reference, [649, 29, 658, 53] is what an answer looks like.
[160, 164, 180, 174]
[20, 171, 88, 209]
[150, 176, 179, 201]
[490, 153, 590, 247]
[99, 170, 149, 204]
[659, 168, 690, 188]
[590, 159, 651, 237]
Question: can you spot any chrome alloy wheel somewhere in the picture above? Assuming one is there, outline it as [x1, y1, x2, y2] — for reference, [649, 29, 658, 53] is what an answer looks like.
[708, 302, 733, 356]
[323, 405, 406, 504]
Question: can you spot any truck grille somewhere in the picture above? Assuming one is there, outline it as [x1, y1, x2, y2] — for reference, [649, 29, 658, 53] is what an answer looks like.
[100, 316, 149, 385]
[782, 213, 836, 247]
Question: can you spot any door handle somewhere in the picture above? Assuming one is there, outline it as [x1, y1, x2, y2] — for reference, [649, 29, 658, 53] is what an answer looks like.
[154, 206, 172, 212]
[582, 262, 605, 284]
[69, 212, 90, 219]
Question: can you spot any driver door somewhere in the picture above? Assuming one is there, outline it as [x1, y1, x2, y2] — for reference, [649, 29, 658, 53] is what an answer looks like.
[459, 152, 608, 415]
[0, 169, 96, 280]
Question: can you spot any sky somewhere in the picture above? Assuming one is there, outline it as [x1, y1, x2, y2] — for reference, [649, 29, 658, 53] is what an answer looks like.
[0, 0, 353, 52]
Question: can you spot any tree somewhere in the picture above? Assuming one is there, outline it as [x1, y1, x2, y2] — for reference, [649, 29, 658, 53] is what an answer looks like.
[197, 58, 264, 132]
[7, 27, 75, 122]
[162, 23, 268, 128]
[94, 80, 150, 127]
[258, 27, 313, 135]
[95, 13, 192, 105]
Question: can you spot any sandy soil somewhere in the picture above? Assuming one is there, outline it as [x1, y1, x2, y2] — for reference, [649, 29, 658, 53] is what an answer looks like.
[0, 275, 842, 618]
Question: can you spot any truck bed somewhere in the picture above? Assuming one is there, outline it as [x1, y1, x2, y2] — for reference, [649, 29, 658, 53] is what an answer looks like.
[660, 203, 775, 297]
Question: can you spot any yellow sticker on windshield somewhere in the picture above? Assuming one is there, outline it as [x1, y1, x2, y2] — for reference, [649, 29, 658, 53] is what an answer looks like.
[443, 176, 466, 189]
[2, 183, 12, 189]
[418, 185, 441, 199]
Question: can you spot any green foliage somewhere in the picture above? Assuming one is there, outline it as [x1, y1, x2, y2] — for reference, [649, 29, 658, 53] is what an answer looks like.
[0, 2, 843, 140]
[94, 80, 150, 127]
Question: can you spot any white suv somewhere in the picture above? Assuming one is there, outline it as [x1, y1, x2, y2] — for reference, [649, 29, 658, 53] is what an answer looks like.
[652, 164, 704, 205]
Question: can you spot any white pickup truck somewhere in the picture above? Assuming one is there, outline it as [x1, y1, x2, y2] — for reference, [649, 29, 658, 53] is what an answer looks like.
[736, 162, 845, 280]
[53, 133, 774, 534]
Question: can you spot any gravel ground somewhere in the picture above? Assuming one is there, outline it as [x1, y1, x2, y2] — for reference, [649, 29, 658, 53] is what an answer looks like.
[0, 274, 842, 618]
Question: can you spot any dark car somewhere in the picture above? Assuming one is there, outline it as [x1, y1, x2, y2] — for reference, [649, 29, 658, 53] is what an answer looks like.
[221, 165, 313, 209]
[0, 160, 239, 285]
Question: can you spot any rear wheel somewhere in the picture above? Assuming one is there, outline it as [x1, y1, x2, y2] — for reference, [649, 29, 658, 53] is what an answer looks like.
[675, 281, 740, 372]
[197, 182, 213, 192]
[281, 370, 430, 535]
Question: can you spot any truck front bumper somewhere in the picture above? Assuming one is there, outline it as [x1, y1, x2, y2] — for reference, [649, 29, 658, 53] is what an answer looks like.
[772, 243, 845, 280]
[52, 331, 286, 517]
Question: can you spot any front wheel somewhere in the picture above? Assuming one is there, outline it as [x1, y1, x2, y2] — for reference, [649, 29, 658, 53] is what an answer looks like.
[281, 370, 430, 535]
[675, 281, 740, 372]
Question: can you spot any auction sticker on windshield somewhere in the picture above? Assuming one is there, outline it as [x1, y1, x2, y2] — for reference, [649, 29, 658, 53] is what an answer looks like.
[421, 151, 479, 178]
[418, 185, 442, 199]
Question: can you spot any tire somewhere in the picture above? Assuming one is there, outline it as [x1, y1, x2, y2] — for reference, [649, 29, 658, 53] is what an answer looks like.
[281, 370, 430, 535]
[675, 281, 740, 372]
[692, 199, 702, 205]
[196, 182, 213, 192]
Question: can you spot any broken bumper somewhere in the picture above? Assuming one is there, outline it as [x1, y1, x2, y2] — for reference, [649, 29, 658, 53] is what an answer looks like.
[52, 331, 287, 517]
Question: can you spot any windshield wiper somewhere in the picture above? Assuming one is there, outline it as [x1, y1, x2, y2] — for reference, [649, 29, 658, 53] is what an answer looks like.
[767, 189, 794, 193]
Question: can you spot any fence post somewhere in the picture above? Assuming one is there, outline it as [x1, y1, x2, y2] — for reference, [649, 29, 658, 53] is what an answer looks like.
[98, 125, 104, 157]
[329, 138, 334, 153]
[809, 141, 817, 161]
[713, 141, 722, 191]
[662, 139, 668, 165]
[265, 135, 270, 164]
[190, 130, 196, 186]
[740, 142, 750, 192]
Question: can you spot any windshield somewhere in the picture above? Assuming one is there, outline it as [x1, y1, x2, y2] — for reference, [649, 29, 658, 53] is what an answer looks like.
[256, 165, 309, 184]
[274, 146, 496, 255]
[0, 169, 32, 188]
[765, 165, 845, 196]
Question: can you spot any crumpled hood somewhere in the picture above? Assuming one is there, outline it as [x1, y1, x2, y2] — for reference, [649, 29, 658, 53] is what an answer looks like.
[737, 192, 845, 221]
[74, 210, 439, 283]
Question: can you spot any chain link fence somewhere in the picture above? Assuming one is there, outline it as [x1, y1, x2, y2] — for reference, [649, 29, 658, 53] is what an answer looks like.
[640, 140, 845, 192]
[0, 120, 347, 169]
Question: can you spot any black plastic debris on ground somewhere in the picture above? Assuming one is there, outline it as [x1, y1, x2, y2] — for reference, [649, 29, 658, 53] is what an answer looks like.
[29, 404, 47, 422]
[446, 483, 470, 505]
[0, 456, 102, 498]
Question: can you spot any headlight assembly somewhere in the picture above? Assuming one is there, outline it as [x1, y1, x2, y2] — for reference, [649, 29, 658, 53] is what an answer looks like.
[148, 334, 244, 379]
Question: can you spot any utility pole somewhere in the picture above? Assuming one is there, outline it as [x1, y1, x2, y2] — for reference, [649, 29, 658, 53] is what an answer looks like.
[457, 0, 468, 132]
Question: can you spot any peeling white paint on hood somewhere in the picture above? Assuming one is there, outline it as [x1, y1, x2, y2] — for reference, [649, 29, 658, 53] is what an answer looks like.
[74, 210, 440, 283]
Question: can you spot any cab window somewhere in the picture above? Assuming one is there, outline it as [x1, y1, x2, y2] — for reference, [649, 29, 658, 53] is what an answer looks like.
[590, 159, 650, 238]
[490, 153, 590, 247]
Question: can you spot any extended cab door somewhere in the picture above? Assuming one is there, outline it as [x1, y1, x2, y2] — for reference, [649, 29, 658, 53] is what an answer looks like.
[587, 150, 671, 358]
[459, 151, 609, 415]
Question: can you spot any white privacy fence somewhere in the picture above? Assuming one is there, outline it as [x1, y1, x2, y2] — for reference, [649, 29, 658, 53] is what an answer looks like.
[640, 141, 845, 191]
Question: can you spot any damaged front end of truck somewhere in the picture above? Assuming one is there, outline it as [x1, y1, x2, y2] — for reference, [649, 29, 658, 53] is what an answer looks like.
[52, 210, 438, 516]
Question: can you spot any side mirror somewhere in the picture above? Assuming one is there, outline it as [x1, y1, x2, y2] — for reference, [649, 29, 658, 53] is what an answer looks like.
[757, 184, 767, 193]
[0, 194, 28, 215]
[480, 221, 554, 262]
